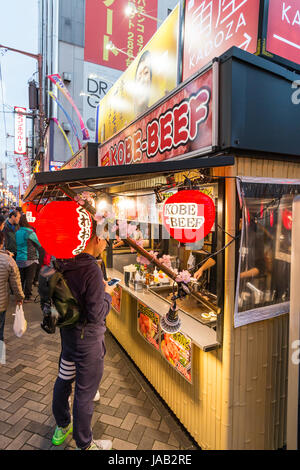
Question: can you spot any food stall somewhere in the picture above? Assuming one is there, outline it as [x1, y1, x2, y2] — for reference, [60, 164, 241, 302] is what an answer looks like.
[24, 44, 300, 450]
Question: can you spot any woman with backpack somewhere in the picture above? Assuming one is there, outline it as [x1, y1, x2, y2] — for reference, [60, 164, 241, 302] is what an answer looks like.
[16, 214, 42, 302]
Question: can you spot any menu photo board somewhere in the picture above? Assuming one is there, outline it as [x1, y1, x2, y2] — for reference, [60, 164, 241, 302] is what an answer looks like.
[111, 284, 122, 315]
[160, 331, 193, 384]
[260, 0, 300, 71]
[137, 301, 160, 351]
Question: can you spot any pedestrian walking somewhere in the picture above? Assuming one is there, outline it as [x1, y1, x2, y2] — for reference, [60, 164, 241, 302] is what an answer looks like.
[0, 231, 24, 342]
[3, 210, 21, 258]
[51, 221, 114, 450]
[15, 214, 41, 302]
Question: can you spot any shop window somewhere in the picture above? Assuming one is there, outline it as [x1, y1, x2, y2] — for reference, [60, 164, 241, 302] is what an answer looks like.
[235, 177, 300, 327]
[106, 180, 224, 328]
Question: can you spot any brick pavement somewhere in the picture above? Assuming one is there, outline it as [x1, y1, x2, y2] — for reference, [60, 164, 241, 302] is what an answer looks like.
[0, 295, 198, 451]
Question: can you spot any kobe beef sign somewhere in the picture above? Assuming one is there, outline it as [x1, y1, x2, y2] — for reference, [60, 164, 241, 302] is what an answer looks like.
[98, 67, 215, 166]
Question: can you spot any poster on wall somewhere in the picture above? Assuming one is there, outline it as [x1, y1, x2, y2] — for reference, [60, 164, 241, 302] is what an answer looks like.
[182, 0, 260, 81]
[137, 301, 160, 351]
[111, 285, 122, 314]
[96, 4, 180, 144]
[160, 331, 192, 383]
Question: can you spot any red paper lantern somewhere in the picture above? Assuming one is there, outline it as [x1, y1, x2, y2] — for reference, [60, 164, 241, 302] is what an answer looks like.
[22, 202, 40, 229]
[163, 190, 215, 244]
[35, 201, 93, 259]
[282, 208, 292, 231]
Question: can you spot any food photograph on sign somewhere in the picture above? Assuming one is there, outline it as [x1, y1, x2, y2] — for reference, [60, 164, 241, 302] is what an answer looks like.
[160, 331, 192, 383]
[137, 302, 160, 351]
[111, 284, 122, 314]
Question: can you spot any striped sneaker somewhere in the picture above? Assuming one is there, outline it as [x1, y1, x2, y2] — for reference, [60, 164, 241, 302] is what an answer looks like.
[52, 422, 73, 446]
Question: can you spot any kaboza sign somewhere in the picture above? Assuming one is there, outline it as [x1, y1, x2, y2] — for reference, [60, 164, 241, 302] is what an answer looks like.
[163, 190, 215, 244]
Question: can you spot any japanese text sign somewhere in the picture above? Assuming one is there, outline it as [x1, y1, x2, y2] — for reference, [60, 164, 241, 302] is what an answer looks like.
[96, 4, 180, 144]
[14, 107, 27, 155]
[137, 301, 160, 350]
[98, 66, 213, 166]
[163, 190, 216, 243]
[85, 0, 158, 71]
[266, 0, 300, 66]
[183, 0, 260, 81]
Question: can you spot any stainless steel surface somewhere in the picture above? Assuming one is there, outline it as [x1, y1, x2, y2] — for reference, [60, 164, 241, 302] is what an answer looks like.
[149, 285, 217, 327]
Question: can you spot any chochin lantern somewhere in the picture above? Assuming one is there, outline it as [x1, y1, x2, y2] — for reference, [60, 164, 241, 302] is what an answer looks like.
[35, 200, 93, 259]
[282, 208, 292, 231]
[163, 190, 215, 244]
[22, 202, 40, 229]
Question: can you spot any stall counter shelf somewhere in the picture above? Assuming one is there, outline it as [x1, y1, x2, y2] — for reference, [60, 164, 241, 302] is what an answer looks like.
[107, 268, 219, 352]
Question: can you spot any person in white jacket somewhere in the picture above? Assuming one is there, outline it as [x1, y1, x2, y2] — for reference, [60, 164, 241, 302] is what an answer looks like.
[0, 231, 24, 341]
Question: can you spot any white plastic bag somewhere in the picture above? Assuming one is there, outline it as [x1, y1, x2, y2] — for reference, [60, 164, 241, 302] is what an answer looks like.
[13, 305, 27, 338]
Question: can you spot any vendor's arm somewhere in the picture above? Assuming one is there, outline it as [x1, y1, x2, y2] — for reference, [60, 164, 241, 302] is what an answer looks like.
[113, 240, 125, 249]
[195, 258, 216, 280]
[240, 267, 260, 279]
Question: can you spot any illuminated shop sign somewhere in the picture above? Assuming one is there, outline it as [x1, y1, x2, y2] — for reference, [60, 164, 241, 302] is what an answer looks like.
[162, 190, 215, 244]
[182, 0, 260, 81]
[99, 67, 213, 166]
[265, 0, 300, 67]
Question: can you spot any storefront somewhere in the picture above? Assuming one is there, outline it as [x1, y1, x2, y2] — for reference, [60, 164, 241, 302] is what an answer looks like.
[24, 47, 300, 450]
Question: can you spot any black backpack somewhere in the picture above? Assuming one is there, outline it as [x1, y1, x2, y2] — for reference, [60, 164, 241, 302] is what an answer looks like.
[38, 262, 81, 334]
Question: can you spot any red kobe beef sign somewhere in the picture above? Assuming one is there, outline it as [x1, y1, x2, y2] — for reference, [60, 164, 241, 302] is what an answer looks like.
[182, 0, 260, 81]
[98, 67, 213, 166]
[266, 0, 300, 66]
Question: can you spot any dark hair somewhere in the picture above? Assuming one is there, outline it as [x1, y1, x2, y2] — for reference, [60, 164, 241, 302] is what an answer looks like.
[0, 215, 5, 225]
[0, 231, 4, 245]
[9, 210, 18, 218]
[19, 214, 31, 228]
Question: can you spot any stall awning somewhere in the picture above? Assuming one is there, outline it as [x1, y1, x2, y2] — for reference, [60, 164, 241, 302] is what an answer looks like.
[23, 155, 234, 202]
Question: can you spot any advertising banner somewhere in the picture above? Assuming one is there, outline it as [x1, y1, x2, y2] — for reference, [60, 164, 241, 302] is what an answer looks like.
[98, 66, 213, 166]
[111, 284, 122, 314]
[14, 107, 27, 155]
[265, 0, 300, 67]
[160, 331, 192, 383]
[84, 0, 158, 71]
[14, 154, 31, 195]
[49, 161, 64, 171]
[96, 4, 180, 144]
[182, 0, 260, 81]
[61, 150, 86, 170]
[137, 301, 160, 351]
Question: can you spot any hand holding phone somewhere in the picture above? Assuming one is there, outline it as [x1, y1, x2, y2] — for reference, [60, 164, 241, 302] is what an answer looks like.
[108, 278, 120, 286]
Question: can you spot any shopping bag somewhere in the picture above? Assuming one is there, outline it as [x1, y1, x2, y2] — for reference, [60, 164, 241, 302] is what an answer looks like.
[13, 305, 27, 338]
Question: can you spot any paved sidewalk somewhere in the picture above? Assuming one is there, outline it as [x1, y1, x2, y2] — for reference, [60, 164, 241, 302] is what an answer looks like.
[0, 295, 198, 451]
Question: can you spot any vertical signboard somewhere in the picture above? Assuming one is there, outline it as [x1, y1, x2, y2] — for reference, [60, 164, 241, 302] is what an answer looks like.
[182, 0, 261, 81]
[14, 107, 27, 155]
[84, 0, 158, 72]
[96, 4, 180, 144]
[261, 0, 300, 70]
